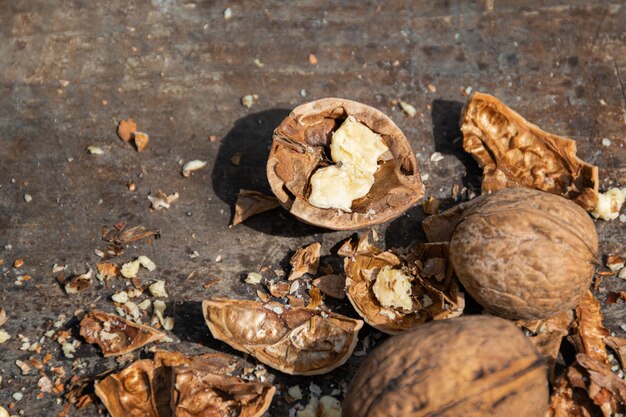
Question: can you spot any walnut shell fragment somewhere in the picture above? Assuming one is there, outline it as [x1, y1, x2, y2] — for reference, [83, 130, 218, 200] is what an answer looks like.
[202, 298, 363, 375]
[288, 242, 321, 280]
[342, 234, 463, 335]
[267, 98, 424, 230]
[461, 92, 598, 210]
[95, 359, 157, 417]
[80, 311, 166, 357]
[444, 188, 598, 320]
[232, 190, 280, 226]
[343, 316, 548, 417]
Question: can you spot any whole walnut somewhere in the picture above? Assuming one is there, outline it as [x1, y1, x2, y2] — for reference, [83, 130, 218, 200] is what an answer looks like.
[343, 315, 548, 417]
[446, 188, 598, 320]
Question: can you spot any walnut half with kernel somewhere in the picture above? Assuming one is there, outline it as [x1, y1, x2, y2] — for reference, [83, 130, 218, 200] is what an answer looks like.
[267, 98, 424, 230]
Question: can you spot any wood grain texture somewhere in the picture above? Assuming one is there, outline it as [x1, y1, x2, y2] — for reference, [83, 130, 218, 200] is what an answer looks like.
[0, 1, 624, 415]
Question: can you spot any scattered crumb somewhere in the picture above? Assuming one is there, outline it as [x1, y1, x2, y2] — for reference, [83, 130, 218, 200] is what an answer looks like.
[13, 259, 24, 268]
[427, 83, 437, 93]
[153, 300, 174, 331]
[137, 256, 156, 271]
[182, 160, 207, 177]
[230, 152, 243, 166]
[245, 272, 263, 285]
[111, 291, 129, 304]
[138, 299, 151, 310]
[148, 190, 179, 210]
[241, 95, 258, 108]
[121, 260, 141, 279]
[253, 58, 265, 68]
[619, 268, 626, 280]
[602, 138, 612, 147]
[12, 392, 23, 402]
[592, 188, 626, 220]
[421, 173, 430, 182]
[430, 152, 444, 162]
[15, 360, 31, 375]
[0, 330, 11, 344]
[297, 396, 319, 417]
[127, 181, 137, 191]
[208, 135, 218, 142]
[308, 53, 318, 65]
[117, 119, 137, 142]
[133, 132, 149, 152]
[24, 193, 32, 203]
[149, 280, 168, 298]
[319, 396, 342, 417]
[223, 7, 232, 20]
[215, 255, 222, 263]
[288, 385, 303, 401]
[86, 146, 104, 155]
[399, 101, 417, 117]
[607, 255, 625, 272]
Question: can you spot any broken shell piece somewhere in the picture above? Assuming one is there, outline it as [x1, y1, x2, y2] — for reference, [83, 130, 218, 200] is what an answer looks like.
[342, 235, 464, 334]
[170, 367, 275, 417]
[148, 190, 179, 211]
[80, 311, 166, 357]
[232, 190, 280, 226]
[133, 132, 149, 152]
[267, 98, 424, 230]
[96, 262, 119, 279]
[65, 269, 93, 294]
[117, 119, 137, 142]
[288, 242, 321, 281]
[267, 281, 290, 298]
[202, 298, 363, 375]
[95, 360, 157, 417]
[461, 92, 598, 210]
[313, 275, 346, 300]
[181, 160, 207, 177]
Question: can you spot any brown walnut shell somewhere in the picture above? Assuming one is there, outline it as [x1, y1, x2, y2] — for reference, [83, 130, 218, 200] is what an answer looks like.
[443, 188, 598, 320]
[267, 98, 424, 230]
[80, 310, 166, 357]
[202, 297, 363, 375]
[342, 235, 464, 334]
[461, 92, 598, 210]
[343, 315, 548, 417]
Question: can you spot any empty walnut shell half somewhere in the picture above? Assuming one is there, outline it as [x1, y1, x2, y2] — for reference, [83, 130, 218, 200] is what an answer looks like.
[343, 315, 548, 417]
[95, 359, 157, 417]
[267, 98, 424, 230]
[342, 235, 464, 335]
[461, 92, 598, 210]
[202, 298, 363, 375]
[430, 188, 598, 320]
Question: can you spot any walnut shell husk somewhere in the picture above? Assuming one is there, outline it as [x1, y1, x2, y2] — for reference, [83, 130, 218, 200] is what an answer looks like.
[80, 310, 166, 357]
[267, 98, 424, 230]
[342, 235, 464, 335]
[343, 315, 548, 417]
[442, 188, 598, 320]
[461, 92, 598, 210]
[202, 297, 363, 375]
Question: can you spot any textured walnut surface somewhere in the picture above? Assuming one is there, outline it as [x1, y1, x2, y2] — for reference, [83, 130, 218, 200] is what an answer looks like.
[202, 298, 363, 375]
[448, 188, 598, 320]
[267, 98, 424, 230]
[343, 315, 548, 417]
[461, 92, 598, 210]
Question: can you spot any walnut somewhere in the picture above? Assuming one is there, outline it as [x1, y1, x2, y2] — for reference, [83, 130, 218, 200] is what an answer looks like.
[95, 359, 157, 417]
[343, 316, 548, 417]
[202, 298, 363, 375]
[461, 92, 598, 210]
[431, 188, 598, 320]
[342, 235, 463, 334]
[267, 98, 424, 230]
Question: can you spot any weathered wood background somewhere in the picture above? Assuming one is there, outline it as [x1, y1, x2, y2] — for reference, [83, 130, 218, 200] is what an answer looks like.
[0, 1, 625, 415]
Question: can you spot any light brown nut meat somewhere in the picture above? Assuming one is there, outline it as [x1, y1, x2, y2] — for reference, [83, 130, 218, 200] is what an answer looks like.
[343, 235, 464, 335]
[80, 310, 166, 357]
[94, 359, 158, 417]
[343, 315, 548, 417]
[170, 366, 275, 417]
[202, 298, 363, 375]
[447, 188, 598, 320]
[267, 98, 424, 230]
[461, 92, 598, 210]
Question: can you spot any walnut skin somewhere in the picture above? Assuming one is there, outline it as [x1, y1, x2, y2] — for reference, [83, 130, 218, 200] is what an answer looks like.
[267, 98, 424, 230]
[461, 92, 598, 210]
[448, 188, 598, 320]
[343, 316, 548, 417]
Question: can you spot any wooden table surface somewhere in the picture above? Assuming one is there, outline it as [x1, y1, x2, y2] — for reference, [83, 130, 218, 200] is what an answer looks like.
[1, 1, 625, 415]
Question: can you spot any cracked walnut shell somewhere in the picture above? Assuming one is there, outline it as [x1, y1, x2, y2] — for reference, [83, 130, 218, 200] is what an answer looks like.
[342, 235, 464, 335]
[440, 188, 598, 320]
[267, 98, 424, 230]
[202, 298, 363, 375]
[461, 92, 598, 210]
[343, 315, 548, 417]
